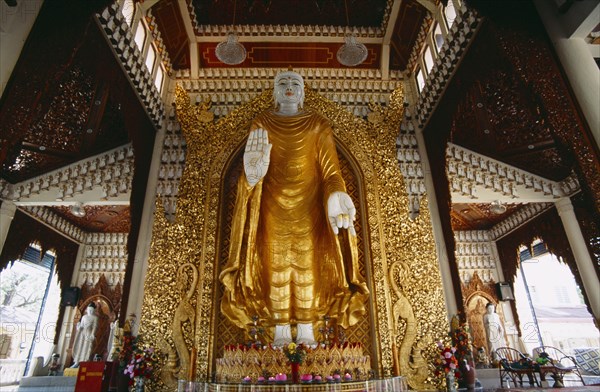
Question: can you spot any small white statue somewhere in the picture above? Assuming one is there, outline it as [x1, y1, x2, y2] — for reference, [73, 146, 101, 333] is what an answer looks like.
[483, 302, 506, 361]
[71, 302, 99, 367]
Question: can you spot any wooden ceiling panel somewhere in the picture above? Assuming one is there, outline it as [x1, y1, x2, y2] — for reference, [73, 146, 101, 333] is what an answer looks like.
[151, 0, 191, 70]
[191, 0, 387, 28]
[447, 24, 575, 182]
[51, 205, 131, 233]
[389, 0, 428, 71]
[451, 202, 522, 231]
[0, 3, 135, 184]
[198, 41, 380, 68]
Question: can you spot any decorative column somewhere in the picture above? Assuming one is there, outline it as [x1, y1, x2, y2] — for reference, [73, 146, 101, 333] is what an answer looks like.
[0, 201, 17, 254]
[555, 197, 600, 321]
[57, 242, 86, 364]
[533, 0, 600, 148]
[414, 127, 458, 316]
[125, 121, 167, 334]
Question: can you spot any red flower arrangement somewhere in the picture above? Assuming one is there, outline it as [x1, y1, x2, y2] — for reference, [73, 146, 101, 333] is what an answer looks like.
[435, 341, 460, 378]
[123, 343, 158, 384]
[448, 314, 474, 381]
[116, 333, 136, 370]
[449, 315, 472, 366]
[115, 332, 159, 386]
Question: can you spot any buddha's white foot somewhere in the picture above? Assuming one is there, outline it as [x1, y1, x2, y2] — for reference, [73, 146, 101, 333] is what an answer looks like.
[296, 323, 317, 346]
[273, 324, 292, 346]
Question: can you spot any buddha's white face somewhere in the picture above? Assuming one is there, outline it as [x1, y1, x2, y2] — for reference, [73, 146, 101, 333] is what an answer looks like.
[274, 73, 304, 107]
[486, 305, 495, 314]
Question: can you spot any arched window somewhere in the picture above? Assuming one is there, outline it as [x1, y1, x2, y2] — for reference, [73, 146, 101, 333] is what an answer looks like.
[444, 1, 457, 28]
[121, 0, 135, 27]
[134, 22, 146, 53]
[145, 44, 156, 74]
[423, 46, 434, 75]
[154, 65, 164, 93]
[415, 68, 425, 93]
[433, 23, 444, 53]
[0, 243, 60, 381]
[514, 242, 597, 355]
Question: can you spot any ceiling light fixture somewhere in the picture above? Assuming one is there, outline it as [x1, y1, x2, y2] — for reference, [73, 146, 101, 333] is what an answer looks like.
[336, 0, 368, 67]
[489, 200, 507, 215]
[215, 0, 246, 65]
[70, 202, 86, 218]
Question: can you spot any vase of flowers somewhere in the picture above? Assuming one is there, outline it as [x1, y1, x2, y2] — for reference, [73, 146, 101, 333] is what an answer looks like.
[435, 341, 459, 392]
[449, 315, 477, 389]
[283, 342, 307, 383]
[122, 342, 158, 391]
[131, 376, 144, 392]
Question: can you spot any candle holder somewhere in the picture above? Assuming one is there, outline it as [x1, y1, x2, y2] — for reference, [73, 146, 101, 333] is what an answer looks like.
[318, 316, 334, 347]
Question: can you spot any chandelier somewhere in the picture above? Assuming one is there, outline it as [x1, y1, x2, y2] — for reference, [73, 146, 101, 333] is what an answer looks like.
[215, 32, 246, 65]
[337, 34, 368, 67]
[336, 0, 368, 67]
[70, 202, 86, 217]
[489, 200, 507, 215]
[215, 0, 246, 65]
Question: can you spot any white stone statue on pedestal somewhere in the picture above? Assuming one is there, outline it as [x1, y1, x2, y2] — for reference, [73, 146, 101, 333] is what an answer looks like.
[483, 302, 506, 361]
[71, 302, 99, 367]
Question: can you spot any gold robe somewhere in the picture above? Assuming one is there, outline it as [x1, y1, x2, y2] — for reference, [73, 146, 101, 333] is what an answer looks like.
[220, 110, 368, 328]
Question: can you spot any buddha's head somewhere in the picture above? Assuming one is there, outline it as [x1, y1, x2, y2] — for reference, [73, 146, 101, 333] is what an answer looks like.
[86, 302, 97, 315]
[485, 302, 495, 314]
[274, 71, 305, 109]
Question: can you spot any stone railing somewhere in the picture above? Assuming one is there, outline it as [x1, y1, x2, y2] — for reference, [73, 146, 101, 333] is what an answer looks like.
[415, 5, 481, 129]
[96, 3, 165, 127]
[1, 145, 133, 204]
[23, 206, 86, 243]
[446, 143, 578, 201]
[489, 202, 553, 240]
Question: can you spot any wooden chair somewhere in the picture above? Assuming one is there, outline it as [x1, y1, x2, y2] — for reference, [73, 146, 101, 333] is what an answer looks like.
[532, 345, 586, 386]
[495, 347, 540, 388]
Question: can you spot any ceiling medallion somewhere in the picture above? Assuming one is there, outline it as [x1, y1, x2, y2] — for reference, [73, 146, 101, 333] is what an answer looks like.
[215, 32, 247, 65]
[337, 34, 368, 67]
[70, 202, 86, 218]
[489, 200, 507, 215]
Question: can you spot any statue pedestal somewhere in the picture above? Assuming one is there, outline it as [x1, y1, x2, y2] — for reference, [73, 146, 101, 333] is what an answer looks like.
[216, 343, 370, 384]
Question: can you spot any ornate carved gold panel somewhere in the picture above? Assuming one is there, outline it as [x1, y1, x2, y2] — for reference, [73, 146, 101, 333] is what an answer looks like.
[139, 84, 449, 390]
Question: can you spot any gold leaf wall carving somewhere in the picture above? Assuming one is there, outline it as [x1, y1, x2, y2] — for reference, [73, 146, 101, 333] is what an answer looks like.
[139, 83, 449, 390]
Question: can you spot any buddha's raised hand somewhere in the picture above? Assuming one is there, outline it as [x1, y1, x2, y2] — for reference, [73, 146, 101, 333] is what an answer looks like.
[243, 128, 272, 187]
